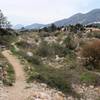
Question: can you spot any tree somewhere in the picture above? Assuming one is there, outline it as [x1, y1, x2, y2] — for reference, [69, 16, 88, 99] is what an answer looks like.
[68, 24, 85, 33]
[81, 40, 100, 69]
[75, 24, 85, 32]
[42, 27, 48, 32]
[50, 24, 57, 32]
[6, 21, 12, 29]
[0, 10, 11, 29]
[47, 24, 57, 32]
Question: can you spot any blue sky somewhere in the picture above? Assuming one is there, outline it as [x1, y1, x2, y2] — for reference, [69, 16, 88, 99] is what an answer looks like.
[0, 0, 100, 25]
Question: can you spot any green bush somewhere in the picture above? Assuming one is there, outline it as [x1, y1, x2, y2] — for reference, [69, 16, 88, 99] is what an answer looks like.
[93, 32, 100, 39]
[87, 32, 100, 39]
[27, 64, 74, 94]
[4, 64, 15, 86]
[25, 55, 41, 65]
[63, 35, 77, 50]
[16, 41, 32, 49]
[36, 41, 51, 57]
[36, 41, 71, 57]
[0, 53, 15, 86]
[51, 43, 67, 57]
[1, 63, 15, 86]
[80, 72, 100, 85]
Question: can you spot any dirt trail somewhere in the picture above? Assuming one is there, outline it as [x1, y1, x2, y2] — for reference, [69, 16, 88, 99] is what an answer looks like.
[2, 50, 31, 100]
[1, 50, 66, 100]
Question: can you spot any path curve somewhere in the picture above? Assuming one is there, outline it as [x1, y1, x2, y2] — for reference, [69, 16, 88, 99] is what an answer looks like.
[1, 50, 67, 100]
[2, 50, 30, 100]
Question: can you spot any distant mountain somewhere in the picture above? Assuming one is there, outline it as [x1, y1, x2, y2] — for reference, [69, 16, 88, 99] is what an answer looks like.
[13, 9, 100, 29]
[54, 9, 100, 26]
[25, 23, 45, 29]
[13, 24, 24, 29]
[13, 23, 45, 29]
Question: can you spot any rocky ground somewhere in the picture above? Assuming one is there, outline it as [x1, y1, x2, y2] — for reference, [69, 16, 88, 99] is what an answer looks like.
[0, 83, 8, 100]
[72, 84, 100, 100]
[0, 81, 67, 100]
[1, 81, 100, 100]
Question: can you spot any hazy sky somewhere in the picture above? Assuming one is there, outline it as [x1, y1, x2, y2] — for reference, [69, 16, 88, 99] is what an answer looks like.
[0, 0, 100, 25]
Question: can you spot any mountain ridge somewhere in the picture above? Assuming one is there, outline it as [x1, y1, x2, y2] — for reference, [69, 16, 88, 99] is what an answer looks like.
[13, 9, 100, 29]
[54, 9, 100, 26]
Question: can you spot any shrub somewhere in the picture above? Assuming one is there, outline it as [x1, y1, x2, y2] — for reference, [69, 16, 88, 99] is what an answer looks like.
[93, 32, 100, 39]
[16, 50, 41, 65]
[81, 40, 100, 69]
[80, 72, 100, 85]
[16, 41, 32, 49]
[87, 32, 100, 38]
[4, 64, 15, 86]
[0, 63, 15, 86]
[28, 64, 75, 94]
[68, 24, 85, 33]
[51, 43, 67, 57]
[38, 32, 51, 37]
[0, 53, 15, 86]
[36, 41, 71, 57]
[42, 24, 57, 32]
[25, 55, 41, 65]
[63, 35, 77, 50]
[36, 41, 51, 57]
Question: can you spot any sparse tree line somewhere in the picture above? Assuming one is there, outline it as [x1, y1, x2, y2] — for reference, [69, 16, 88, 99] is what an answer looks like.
[38, 23, 85, 33]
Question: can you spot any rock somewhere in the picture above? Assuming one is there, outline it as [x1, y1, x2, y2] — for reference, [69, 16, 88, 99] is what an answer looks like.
[27, 82, 67, 100]
[40, 83, 47, 88]
[72, 84, 100, 100]
[27, 52, 33, 57]
[67, 96, 74, 100]
[55, 55, 61, 61]
[39, 92, 50, 99]
[0, 86, 8, 100]
[54, 93, 64, 100]
[89, 85, 94, 89]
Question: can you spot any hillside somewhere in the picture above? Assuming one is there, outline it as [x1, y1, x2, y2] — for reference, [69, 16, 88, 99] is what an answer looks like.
[25, 23, 45, 29]
[13, 9, 100, 29]
[54, 9, 100, 26]
[13, 24, 24, 29]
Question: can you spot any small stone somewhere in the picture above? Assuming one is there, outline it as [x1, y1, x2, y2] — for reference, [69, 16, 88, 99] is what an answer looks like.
[40, 83, 47, 88]
[89, 85, 94, 89]
[27, 52, 33, 57]
[54, 93, 64, 100]
[67, 96, 74, 100]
